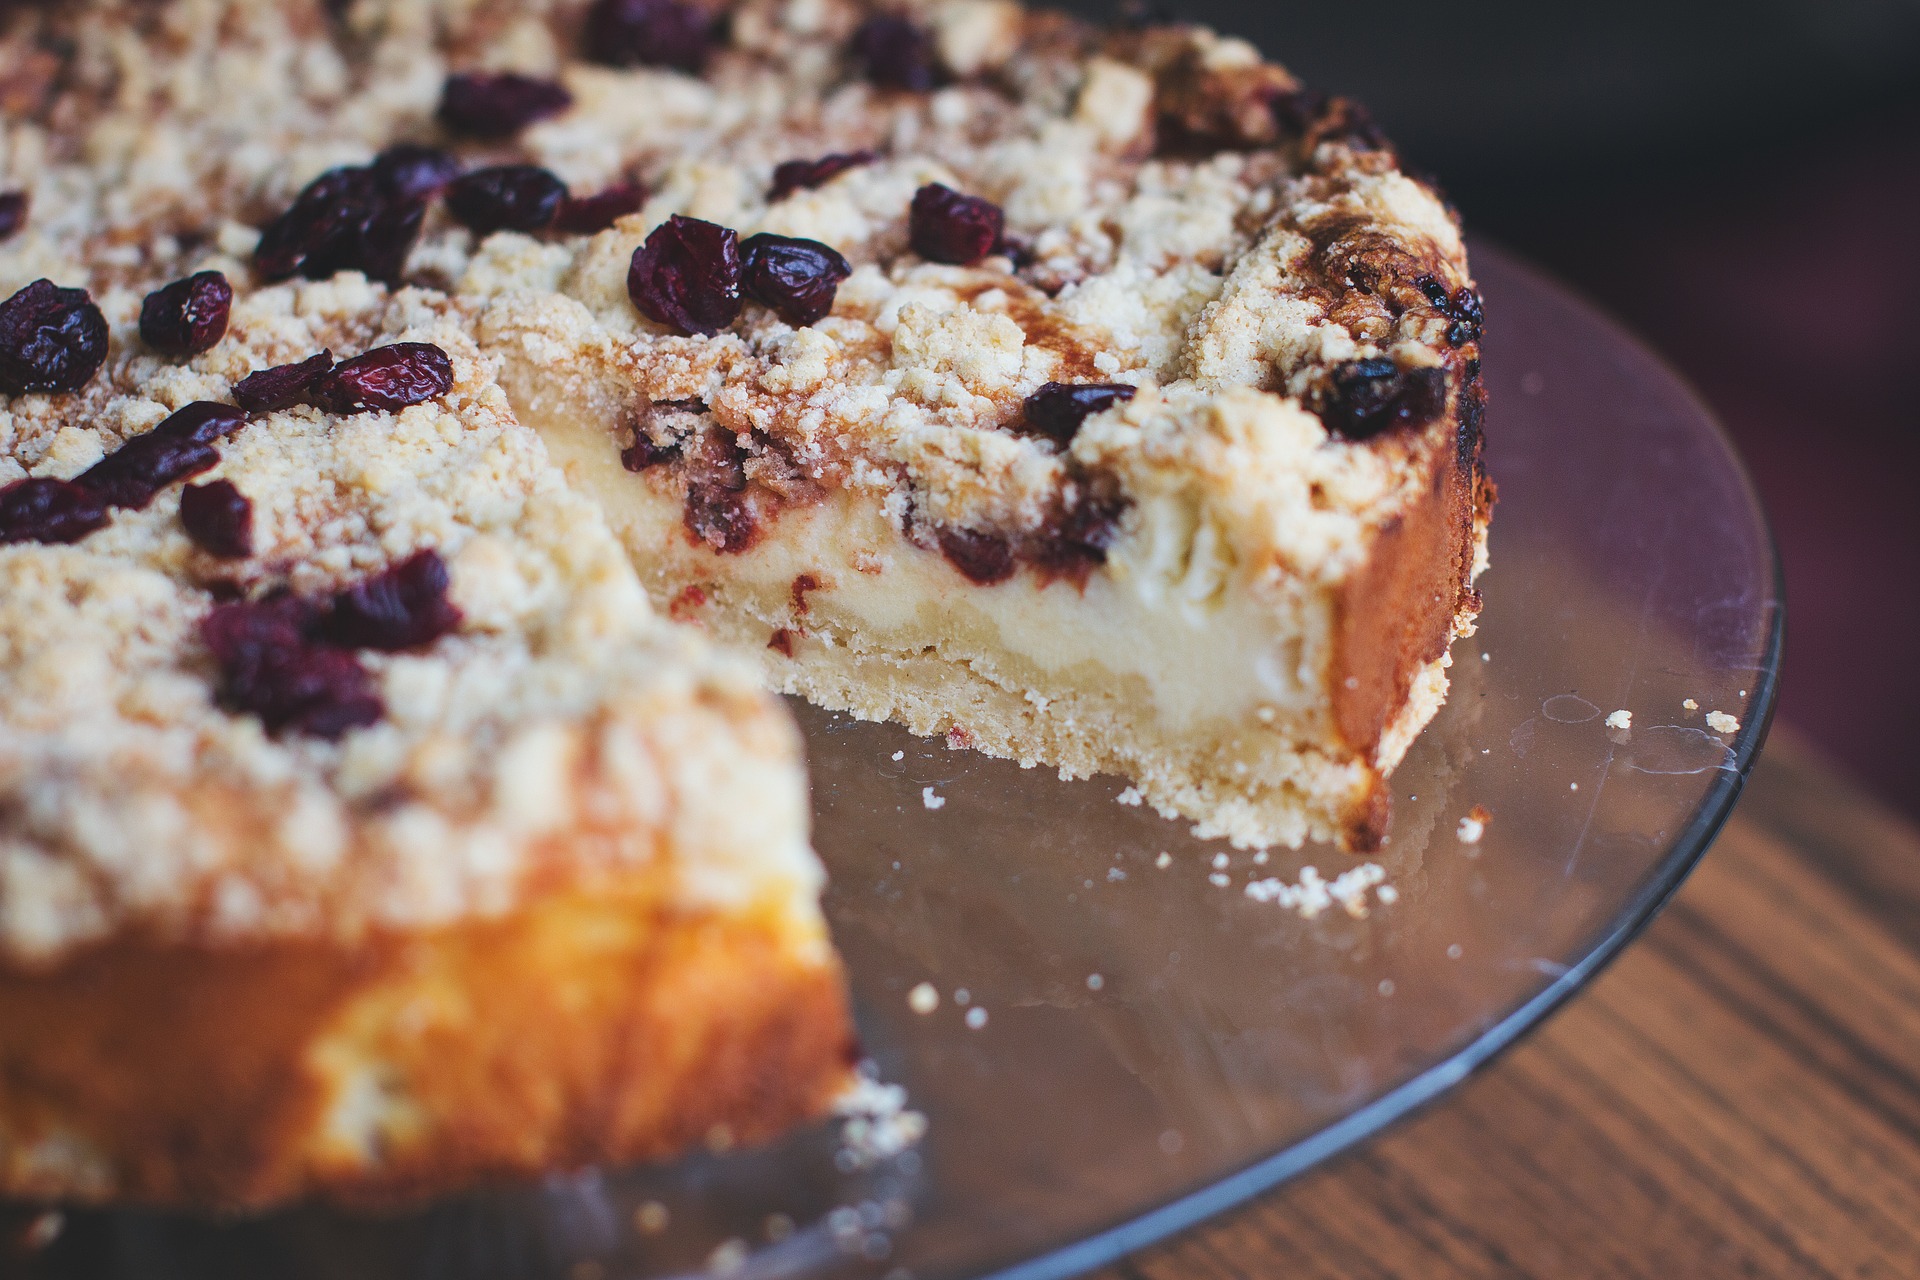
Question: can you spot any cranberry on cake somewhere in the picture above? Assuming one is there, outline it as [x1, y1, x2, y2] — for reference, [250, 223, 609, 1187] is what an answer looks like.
[463, 2, 1492, 850]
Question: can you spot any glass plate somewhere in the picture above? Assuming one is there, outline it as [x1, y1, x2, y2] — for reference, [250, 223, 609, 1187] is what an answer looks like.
[15, 242, 1782, 1280]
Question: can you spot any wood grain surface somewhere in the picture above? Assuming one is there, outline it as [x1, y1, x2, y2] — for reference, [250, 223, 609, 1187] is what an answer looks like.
[1099, 730, 1920, 1280]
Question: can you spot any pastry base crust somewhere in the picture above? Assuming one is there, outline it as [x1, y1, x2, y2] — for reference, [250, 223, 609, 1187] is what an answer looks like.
[0, 869, 854, 1212]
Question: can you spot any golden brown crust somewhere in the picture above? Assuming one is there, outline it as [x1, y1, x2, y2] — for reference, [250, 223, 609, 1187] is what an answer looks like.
[0, 868, 853, 1211]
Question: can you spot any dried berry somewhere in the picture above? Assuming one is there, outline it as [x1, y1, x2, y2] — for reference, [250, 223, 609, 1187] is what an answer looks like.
[371, 144, 461, 202]
[233, 350, 334, 413]
[311, 342, 454, 413]
[769, 150, 877, 201]
[1417, 276, 1484, 346]
[320, 549, 462, 650]
[139, 271, 232, 356]
[908, 183, 1003, 265]
[852, 15, 937, 91]
[0, 192, 26, 241]
[937, 526, 1014, 584]
[553, 181, 648, 234]
[254, 166, 423, 285]
[76, 431, 218, 510]
[201, 598, 383, 739]
[681, 429, 758, 552]
[180, 479, 253, 558]
[0, 279, 109, 396]
[444, 165, 568, 235]
[584, 0, 715, 72]
[622, 433, 681, 470]
[740, 233, 851, 327]
[1020, 382, 1135, 445]
[154, 401, 248, 445]
[1321, 358, 1447, 440]
[628, 215, 742, 335]
[436, 72, 573, 138]
[0, 477, 109, 544]
[1032, 487, 1126, 584]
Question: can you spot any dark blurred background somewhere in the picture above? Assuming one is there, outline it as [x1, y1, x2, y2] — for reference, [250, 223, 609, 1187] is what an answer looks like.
[1097, 0, 1920, 817]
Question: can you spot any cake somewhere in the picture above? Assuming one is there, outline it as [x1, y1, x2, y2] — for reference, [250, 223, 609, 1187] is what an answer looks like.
[0, 0, 1490, 1211]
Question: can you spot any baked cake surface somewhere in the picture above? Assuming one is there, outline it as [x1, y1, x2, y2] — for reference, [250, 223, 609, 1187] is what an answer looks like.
[0, 0, 1490, 1210]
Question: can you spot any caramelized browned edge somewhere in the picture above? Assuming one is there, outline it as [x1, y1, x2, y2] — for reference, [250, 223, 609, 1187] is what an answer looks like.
[1331, 411, 1495, 850]
[0, 878, 856, 1212]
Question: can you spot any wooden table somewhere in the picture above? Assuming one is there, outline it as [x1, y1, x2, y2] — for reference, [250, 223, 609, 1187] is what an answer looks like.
[1097, 730, 1920, 1279]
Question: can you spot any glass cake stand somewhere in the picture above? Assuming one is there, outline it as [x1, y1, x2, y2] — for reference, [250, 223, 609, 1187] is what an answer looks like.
[13, 242, 1783, 1280]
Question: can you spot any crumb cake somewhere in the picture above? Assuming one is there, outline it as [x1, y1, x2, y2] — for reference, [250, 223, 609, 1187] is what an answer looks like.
[0, 273, 852, 1208]
[0, 0, 1491, 1211]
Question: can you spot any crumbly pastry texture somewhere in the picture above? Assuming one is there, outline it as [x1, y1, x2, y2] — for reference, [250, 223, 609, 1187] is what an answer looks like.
[0, 0, 1489, 1209]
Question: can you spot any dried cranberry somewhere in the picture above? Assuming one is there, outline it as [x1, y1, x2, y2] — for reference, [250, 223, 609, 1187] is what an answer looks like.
[139, 271, 232, 357]
[1321, 358, 1447, 440]
[233, 350, 334, 413]
[1020, 382, 1134, 445]
[320, 549, 462, 650]
[357, 196, 428, 284]
[622, 433, 681, 470]
[684, 483, 757, 551]
[769, 151, 877, 201]
[180, 479, 253, 558]
[937, 526, 1014, 584]
[0, 192, 26, 241]
[740, 233, 851, 327]
[436, 72, 573, 138]
[76, 432, 218, 510]
[584, 0, 715, 72]
[254, 165, 426, 285]
[908, 184, 1003, 265]
[371, 144, 461, 202]
[444, 165, 568, 235]
[628, 215, 742, 335]
[553, 181, 648, 234]
[201, 599, 383, 739]
[154, 401, 248, 445]
[311, 342, 454, 414]
[0, 477, 109, 544]
[0, 279, 109, 396]
[1416, 277, 1486, 347]
[852, 16, 937, 92]
[1033, 487, 1126, 583]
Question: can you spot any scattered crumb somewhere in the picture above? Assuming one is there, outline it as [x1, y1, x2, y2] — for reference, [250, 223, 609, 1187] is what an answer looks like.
[1683, 698, 1699, 712]
[921, 786, 945, 810]
[1706, 710, 1740, 734]
[1377, 884, 1399, 905]
[1253, 851, 1269, 865]
[1481, 652, 1490, 661]
[1447, 944, 1464, 959]
[1570, 782, 1579, 791]
[1086, 973, 1104, 991]
[1378, 979, 1396, 996]
[1245, 863, 1387, 918]
[1154, 852, 1172, 869]
[891, 750, 904, 761]
[1211, 852, 1229, 870]
[835, 1073, 928, 1169]
[965, 1007, 988, 1030]
[635, 1201, 670, 1234]
[1107, 866, 1126, 881]
[707, 1239, 749, 1276]
[1740, 689, 1748, 697]
[1605, 709, 1632, 729]
[953, 987, 970, 1005]
[1115, 785, 1143, 806]
[907, 982, 939, 1014]
[1456, 804, 1490, 845]
[1208, 872, 1231, 888]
